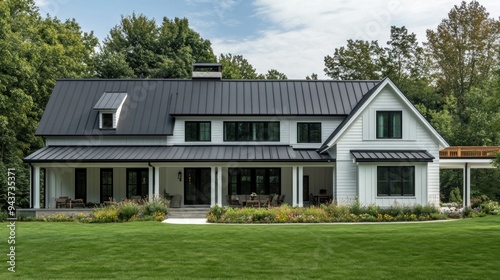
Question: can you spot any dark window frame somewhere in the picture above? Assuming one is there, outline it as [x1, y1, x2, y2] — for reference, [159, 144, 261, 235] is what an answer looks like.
[185, 121, 211, 141]
[100, 168, 113, 203]
[228, 168, 281, 195]
[126, 168, 149, 198]
[223, 121, 280, 141]
[101, 113, 114, 129]
[376, 111, 402, 139]
[297, 123, 322, 143]
[75, 168, 87, 203]
[377, 166, 415, 196]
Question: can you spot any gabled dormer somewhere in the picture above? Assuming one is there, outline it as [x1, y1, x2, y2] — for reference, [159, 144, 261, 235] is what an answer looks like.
[93, 92, 127, 129]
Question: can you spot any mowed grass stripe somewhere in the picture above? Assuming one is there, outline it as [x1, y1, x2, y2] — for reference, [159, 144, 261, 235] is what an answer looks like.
[2, 216, 499, 279]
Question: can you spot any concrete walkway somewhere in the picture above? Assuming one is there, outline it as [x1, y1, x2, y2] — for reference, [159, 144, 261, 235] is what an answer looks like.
[163, 218, 208, 224]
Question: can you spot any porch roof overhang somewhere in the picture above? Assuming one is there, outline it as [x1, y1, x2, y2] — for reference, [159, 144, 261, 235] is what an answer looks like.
[24, 145, 334, 163]
[350, 150, 435, 163]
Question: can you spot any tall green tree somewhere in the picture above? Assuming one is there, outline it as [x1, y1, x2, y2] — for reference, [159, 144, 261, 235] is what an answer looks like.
[426, 0, 500, 123]
[0, 0, 97, 208]
[96, 14, 216, 78]
[323, 39, 386, 80]
[264, 69, 287, 80]
[219, 53, 260, 79]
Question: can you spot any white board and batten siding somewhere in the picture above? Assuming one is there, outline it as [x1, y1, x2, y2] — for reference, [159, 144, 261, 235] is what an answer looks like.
[333, 86, 441, 206]
[167, 116, 344, 147]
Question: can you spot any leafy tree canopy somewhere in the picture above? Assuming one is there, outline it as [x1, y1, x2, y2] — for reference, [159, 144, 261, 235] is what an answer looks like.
[95, 13, 216, 78]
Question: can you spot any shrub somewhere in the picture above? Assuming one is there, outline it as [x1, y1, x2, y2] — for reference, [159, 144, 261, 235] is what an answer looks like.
[143, 198, 169, 216]
[117, 202, 141, 221]
[0, 211, 7, 222]
[449, 187, 463, 204]
[91, 205, 119, 223]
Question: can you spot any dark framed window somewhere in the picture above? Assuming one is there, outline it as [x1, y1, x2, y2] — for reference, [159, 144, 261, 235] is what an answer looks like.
[228, 168, 281, 195]
[224, 122, 280, 141]
[297, 123, 321, 143]
[100, 168, 113, 203]
[126, 168, 149, 198]
[75, 168, 87, 203]
[101, 113, 114, 129]
[376, 111, 402, 139]
[185, 121, 211, 141]
[377, 166, 415, 196]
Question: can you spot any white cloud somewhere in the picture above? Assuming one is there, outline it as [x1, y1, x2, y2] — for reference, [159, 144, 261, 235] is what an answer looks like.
[211, 0, 500, 79]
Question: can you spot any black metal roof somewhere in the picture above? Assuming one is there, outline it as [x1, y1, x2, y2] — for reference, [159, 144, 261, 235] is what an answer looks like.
[36, 79, 379, 136]
[169, 80, 379, 116]
[24, 145, 334, 163]
[319, 79, 384, 152]
[93, 92, 127, 110]
[350, 150, 435, 162]
[36, 80, 175, 136]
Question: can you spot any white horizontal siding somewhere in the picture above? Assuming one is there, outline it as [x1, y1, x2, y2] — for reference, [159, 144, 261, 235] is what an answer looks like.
[46, 136, 168, 146]
[335, 86, 441, 206]
[167, 116, 343, 147]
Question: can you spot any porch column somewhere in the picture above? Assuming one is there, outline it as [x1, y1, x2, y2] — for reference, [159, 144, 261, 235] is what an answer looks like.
[292, 166, 298, 207]
[217, 166, 223, 206]
[148, 166, 154, 201]
[33, 166, 40, 209]
[298, 166, 304, 207]
[463, 163, 471, 208]
[210, 167, 216, 207]
[154, 166, 160, 198]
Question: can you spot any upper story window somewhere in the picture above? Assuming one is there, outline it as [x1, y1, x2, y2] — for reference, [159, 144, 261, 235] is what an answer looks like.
[376, 111, 402, 139]
[224, 122, 280, 141]
[185, 121, 211, 141]
[100, 113, 114, 129]
[377, 166, 415, 196]
[297, 123, 321, 143]
[94, 92, 127, 130]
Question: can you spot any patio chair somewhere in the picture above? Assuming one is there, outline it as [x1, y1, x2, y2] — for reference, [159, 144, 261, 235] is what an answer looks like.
[70, 199, 85, 208]
[55, 196, 69, 208]
[278, 194, 285, 206]
[309, 193, 317, 207]
[226, 195, 240, 207]
[170, 194, 182, 208]
[269, 194, 280, 207]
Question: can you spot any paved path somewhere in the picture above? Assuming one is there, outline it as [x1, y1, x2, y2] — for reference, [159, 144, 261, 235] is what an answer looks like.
[163, 218, 208, 224]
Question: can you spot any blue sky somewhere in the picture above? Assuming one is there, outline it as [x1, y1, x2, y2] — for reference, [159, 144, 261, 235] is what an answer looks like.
[36, 0, 500, 79]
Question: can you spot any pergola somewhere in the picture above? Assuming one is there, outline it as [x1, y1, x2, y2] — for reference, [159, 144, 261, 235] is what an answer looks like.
[439, 146, 499, 207]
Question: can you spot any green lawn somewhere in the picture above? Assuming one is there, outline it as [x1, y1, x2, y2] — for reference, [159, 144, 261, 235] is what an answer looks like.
[1, 217, 500, 279]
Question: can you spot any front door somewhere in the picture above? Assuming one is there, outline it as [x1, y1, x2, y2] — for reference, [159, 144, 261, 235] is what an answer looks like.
[127, 168, 149, 198]
[184, 168, 211, 205]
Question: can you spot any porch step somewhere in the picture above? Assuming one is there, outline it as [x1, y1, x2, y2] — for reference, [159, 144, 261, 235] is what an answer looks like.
[167, 208, 210, 218]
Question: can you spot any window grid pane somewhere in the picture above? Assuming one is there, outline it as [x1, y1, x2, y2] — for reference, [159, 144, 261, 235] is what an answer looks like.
[377, 166, 414, 196]
[224, 122, 280, 141]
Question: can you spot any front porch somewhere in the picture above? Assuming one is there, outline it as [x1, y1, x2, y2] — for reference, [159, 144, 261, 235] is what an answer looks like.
[29, 163, 336, 209]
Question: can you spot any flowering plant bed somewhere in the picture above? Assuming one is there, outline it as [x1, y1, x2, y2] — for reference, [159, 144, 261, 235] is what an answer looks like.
[207, 202, 455, 223]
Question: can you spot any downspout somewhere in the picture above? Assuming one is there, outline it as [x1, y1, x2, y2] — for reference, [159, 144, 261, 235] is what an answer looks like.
[148, 162, 155, 196]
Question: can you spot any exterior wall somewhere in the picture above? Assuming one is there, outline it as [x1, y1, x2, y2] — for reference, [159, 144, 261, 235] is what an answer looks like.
[357, 163, 427, 206]
[334, 86, 441, 206]
[45, 167, 138, 207]
[45, 136, 167, 146]
[167, 116, 344, 148]
[159, 167, 185, 207]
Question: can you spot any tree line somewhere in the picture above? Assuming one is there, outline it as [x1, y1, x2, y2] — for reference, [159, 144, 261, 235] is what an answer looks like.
[0, 0, 498, 208]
